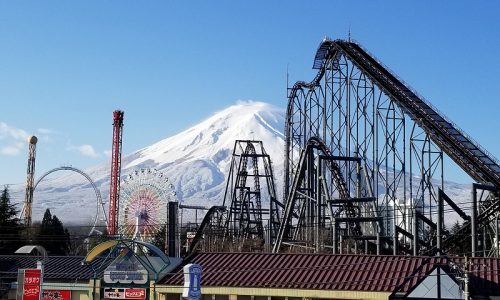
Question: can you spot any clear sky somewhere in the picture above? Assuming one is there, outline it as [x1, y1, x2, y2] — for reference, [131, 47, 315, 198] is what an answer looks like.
[0, 1, 499, 186]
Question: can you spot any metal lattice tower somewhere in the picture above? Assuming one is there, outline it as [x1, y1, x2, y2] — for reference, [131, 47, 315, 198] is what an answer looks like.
[22, 135, 38, 227]
[275, 38, 500, 256]
[108, 110, 124, 236]
[273, 136, 380, 254]
[222, 140, 282, 251]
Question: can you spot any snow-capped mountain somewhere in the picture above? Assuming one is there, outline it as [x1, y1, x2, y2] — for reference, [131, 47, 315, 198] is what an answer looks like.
[11, 101, 286, 225]
[120, 101, 285, 202]
[9, 100, 474, 226]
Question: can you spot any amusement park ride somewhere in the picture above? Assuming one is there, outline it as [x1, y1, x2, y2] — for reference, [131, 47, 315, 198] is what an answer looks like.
[177, 38, 500, 257]
[108, 110, 124, 237]
[20, 38, 500, 258]
[118, 168, 177, 242]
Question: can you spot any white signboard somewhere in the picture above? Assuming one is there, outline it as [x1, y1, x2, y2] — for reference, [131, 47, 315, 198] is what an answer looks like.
[103, 249, 149, 284]
[183, 264, 202, 300]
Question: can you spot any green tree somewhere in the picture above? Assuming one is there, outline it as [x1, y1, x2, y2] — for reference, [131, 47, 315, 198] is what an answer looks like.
[37, 209, 71, 255]
[151, 225, 167, 253]
[0, 186, 25, 254]
[451, 220, 461, 235]
[448, 220, 471, 256]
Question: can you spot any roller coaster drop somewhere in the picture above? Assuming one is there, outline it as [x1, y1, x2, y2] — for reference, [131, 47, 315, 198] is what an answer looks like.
[189, 140, 281, 253]
[272, 38, 500, 256]
[195, 38, 500, 257]
[222, 140, 282, 250]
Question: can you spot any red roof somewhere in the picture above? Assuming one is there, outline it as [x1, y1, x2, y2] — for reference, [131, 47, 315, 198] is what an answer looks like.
[160, 253, 500, 294]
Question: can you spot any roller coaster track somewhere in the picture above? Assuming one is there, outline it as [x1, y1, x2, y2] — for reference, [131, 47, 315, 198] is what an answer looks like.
[282, 38, 500, 254]
[273, 137, 358, 252]
[219, 140, 282, 249]
[230, 142, 264, 239]
[309, 39, 500, 253]
[315, 39, 500, 188]
[188, 206, 225, 254]
[312, 137, 350, 200]
[441, 193, 498, 254]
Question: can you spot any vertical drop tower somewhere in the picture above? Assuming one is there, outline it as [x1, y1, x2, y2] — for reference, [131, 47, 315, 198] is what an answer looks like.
[23, 135, 38, 227]
[108, 110, 124, 236]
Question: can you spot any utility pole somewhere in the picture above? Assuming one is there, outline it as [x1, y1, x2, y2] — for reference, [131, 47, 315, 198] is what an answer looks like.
[463, 256, 469, 300]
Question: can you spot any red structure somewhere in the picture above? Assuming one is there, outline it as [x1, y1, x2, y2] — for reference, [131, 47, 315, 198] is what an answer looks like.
[108, 110, 124, 236]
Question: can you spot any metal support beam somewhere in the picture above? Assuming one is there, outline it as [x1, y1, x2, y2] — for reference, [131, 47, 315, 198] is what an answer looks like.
[413, 208, 418, 256]
[472, 184, 478, 257]
[437, 190, 444, 256]
[438, 188, 470, 221]
[315, 156, 322, 252]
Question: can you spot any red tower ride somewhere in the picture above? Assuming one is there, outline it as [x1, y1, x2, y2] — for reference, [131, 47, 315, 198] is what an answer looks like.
[108, 110, 124, 236]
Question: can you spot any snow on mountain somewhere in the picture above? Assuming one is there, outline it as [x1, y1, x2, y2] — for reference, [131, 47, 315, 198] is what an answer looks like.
[120, 101, 285, 202]
[11, 101, 286, 225]
[9, 100, 473, 226]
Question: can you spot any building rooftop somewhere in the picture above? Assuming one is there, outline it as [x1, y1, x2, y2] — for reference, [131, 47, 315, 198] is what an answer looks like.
[2, 252, 500, 296]
[160, 252, 500, 295]
[0, 255, 102, 282]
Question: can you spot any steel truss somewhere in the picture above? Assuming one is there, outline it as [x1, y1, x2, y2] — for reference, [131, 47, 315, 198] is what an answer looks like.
[222, 140, 282, 251]
[274, 137, 380, 254]
[275, 39, 500, 256]
[187, 205, 226, 254]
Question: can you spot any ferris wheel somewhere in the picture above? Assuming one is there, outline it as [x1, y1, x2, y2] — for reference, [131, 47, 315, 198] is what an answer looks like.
[118, 168, 177, 242]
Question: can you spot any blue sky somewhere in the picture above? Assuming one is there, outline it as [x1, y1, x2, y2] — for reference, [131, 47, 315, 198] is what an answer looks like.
[0, 1, 499, 185]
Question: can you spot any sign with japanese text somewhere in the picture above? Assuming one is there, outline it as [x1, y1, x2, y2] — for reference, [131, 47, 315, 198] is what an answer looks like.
[104, 288, 125, 299]
[124, 288, 146, 299]
[104, 288, 146, 299]
[42, 290, 71, 300]
[16, 269, 42, 300]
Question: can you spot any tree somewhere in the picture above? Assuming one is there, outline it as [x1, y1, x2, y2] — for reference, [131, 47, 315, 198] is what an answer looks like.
[151, 225, 167, 253]
[37, 209, 71, 255]
[0, 186, 24, 254]
[451, 220, 461, 234]
[448, 220, 471, 256]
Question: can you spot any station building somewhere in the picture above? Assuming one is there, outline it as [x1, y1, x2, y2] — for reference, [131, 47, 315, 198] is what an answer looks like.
[157, 252, 500, 300]
[2, 248, 500, 300]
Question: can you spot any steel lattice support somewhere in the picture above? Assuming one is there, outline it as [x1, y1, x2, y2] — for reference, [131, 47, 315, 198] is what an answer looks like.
[410, 124, 444, 255]
[277, 38, 500, 256]
[108, 110, 124, 236]
[222, 140, 281, 251]
[188, 206, 226, 254]
[273, 137, 379, 253]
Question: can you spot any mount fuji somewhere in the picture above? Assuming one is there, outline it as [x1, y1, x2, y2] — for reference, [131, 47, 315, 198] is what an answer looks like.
[11, 101, 287, 225]
[9, 100, 472, 226]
